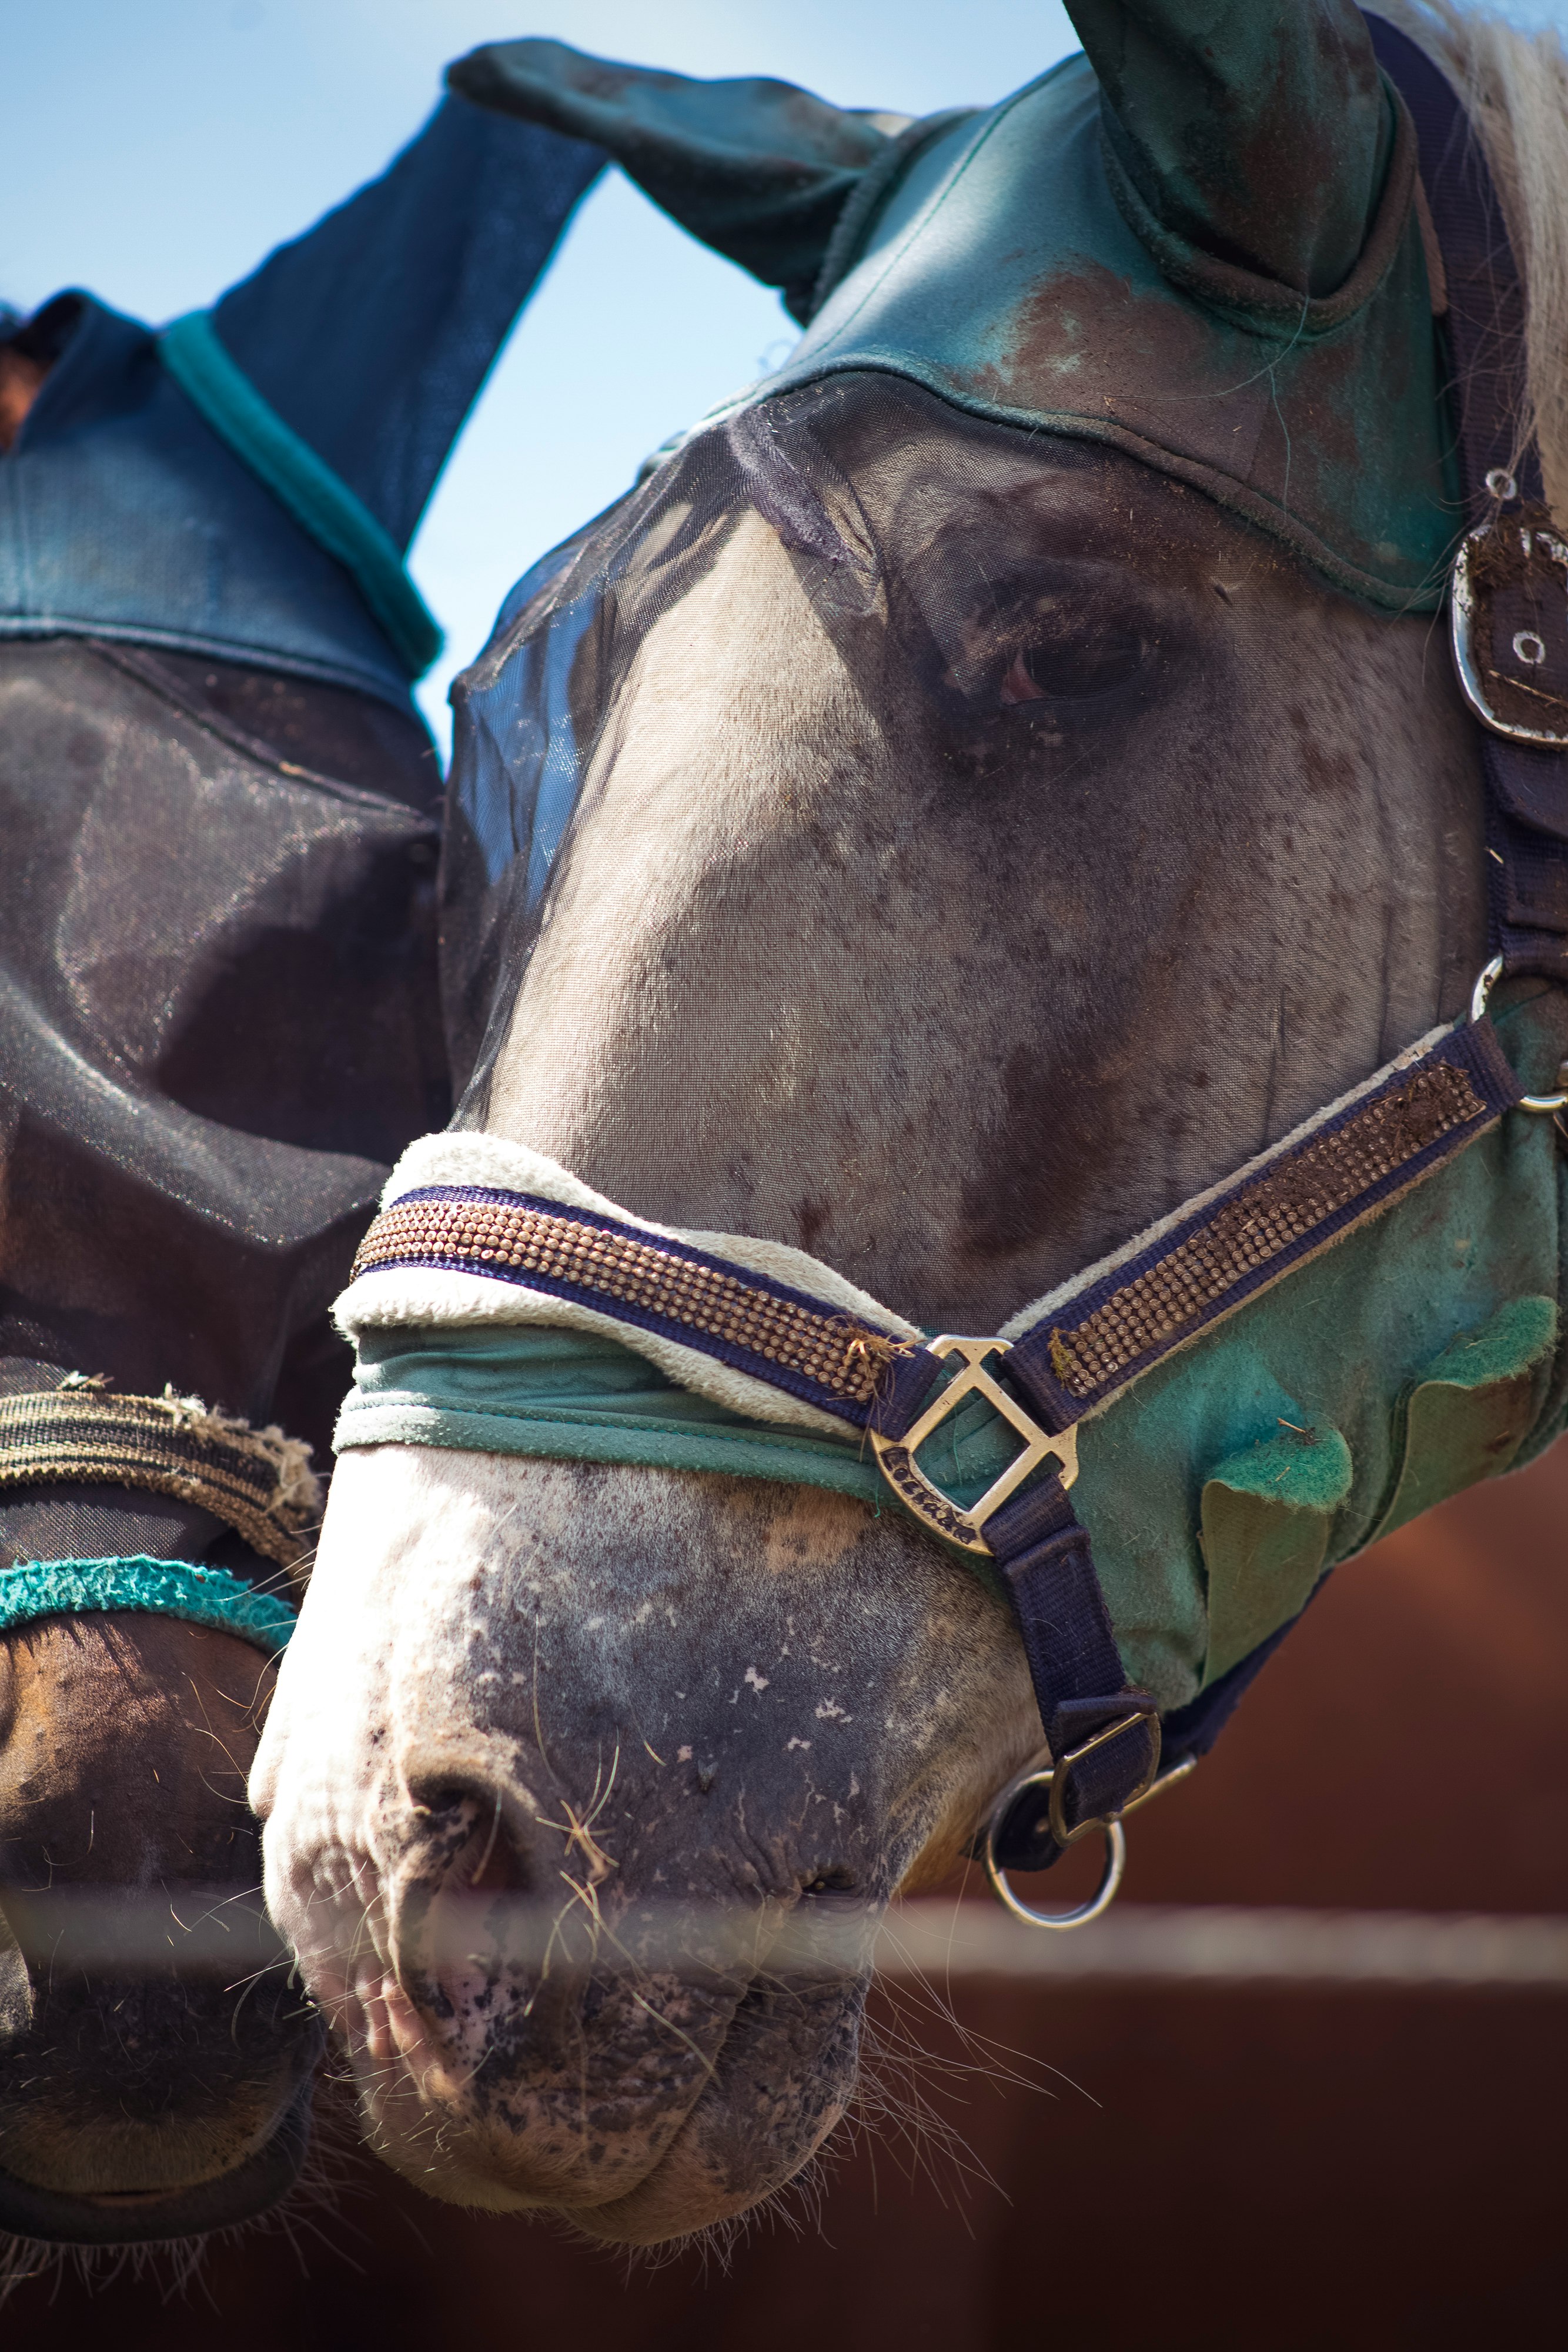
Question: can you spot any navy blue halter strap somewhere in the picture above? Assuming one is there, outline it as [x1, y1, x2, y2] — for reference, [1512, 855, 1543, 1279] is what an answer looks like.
[1368, 15, 1568, 978]
[870, 1017, 1525, 1865]
[353, 1015, 1526, 1865]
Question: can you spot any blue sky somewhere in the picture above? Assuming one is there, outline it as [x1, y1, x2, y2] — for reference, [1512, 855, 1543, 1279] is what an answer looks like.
[10, 2, 1567, 743]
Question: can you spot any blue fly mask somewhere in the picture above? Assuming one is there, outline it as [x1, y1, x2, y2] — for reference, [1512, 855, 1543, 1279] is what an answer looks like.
[337, 13, 1568, 1923]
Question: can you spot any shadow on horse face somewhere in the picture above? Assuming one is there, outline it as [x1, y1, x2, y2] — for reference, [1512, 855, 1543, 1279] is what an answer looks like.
[256, 377, 1488, 2239]
[0, 1615, 321, 2244]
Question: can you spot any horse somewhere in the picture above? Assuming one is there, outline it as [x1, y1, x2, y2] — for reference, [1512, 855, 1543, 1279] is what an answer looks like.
[253, 2, 1568, 2244]
[0, 96, 606, 2254]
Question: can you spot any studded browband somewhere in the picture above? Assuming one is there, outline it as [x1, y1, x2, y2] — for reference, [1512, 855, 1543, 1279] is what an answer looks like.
[351, 1012, 1529, 1870]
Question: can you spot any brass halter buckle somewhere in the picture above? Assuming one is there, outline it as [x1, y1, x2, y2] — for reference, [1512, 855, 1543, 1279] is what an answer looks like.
[868, 1335, 1076, 1556]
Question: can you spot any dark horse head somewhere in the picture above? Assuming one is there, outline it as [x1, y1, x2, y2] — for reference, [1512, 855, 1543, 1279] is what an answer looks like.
[0, 604, 442, 2246]
[256, 5, 1568, 2240]
[0, 87, 607, 2246]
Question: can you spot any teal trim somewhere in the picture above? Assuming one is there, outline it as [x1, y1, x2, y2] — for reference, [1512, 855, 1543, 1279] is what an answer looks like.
[339, 1325, 1085, 1522]
[343, 1394, 891, 1502]
[159, 312, 444, 679]
[0, 1557, 296, 1653]
[340, 1327, 891, 1505]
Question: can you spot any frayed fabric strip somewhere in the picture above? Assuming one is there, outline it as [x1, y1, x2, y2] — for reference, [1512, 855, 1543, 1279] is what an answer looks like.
[0, 1385, 322, 1573]
[0, 1557, 297, 1652]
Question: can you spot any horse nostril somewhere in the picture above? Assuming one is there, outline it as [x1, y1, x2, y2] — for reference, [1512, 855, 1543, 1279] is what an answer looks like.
[387, 1782, 544, 2048]
[407, 1776, 482, 1820]
[406, 1779, 533, 1897]
[799, 1868, 858, 1899]
[465, 1816, 527, 1897]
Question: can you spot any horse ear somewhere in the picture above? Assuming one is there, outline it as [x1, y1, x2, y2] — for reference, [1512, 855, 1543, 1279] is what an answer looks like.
[1068, 0, 1395, 300]
[446, 38, 903, 323]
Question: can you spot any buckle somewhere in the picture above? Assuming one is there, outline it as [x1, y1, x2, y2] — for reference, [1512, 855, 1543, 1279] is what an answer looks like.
[1047, 1706, 1161, 1847]
[1451, 517, 1568, 746]
[869, 1335, 1076, 1556]
[1470, 954, 1568, 1110]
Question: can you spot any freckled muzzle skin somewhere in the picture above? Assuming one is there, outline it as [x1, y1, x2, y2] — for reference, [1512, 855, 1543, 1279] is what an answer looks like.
[253, 1445, 1036, 2237]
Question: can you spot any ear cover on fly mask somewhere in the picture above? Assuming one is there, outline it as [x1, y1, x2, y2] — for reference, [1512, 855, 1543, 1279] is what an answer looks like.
[446, 36, 910, 322]
[451, 5, 1459, 609]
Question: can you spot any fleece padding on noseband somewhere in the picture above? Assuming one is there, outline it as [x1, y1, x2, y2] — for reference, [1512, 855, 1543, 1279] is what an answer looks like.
[336, 1130, 919, 1439]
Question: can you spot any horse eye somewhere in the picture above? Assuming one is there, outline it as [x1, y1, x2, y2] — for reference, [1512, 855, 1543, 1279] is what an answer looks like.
[998, 629, 1145, 705]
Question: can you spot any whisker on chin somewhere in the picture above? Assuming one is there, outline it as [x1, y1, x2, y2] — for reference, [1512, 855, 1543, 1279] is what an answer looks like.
[0, 2068, 373, 2309]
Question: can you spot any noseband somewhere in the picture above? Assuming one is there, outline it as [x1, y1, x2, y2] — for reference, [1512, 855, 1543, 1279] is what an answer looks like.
[0, 1377, 315, 1653]
[346, 973, 1565, 1918]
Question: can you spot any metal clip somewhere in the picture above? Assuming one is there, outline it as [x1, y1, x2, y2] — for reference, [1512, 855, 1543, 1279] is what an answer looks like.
[1046, 1706, 1162, 1849]
[981, 1752, 1196, 1932]
[1470, 956, 1568, 1110]
[869, 1335, 1075, 1556]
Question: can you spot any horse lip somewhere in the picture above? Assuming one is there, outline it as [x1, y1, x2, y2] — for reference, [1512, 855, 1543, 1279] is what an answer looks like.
[0, 2077, 315, 2246]
[76, 2188, 205, 2209]
[562, 1955, 871, 2242]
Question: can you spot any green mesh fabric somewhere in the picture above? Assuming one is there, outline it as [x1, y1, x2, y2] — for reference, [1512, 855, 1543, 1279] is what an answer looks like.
[453, 7, 1460, 609]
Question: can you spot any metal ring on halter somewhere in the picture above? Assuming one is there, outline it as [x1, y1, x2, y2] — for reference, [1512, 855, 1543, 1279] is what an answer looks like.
[982, 1764, 1126, 1930]
[1470, 954, 1568, 1109]
[981, 1753, 1198, 1930]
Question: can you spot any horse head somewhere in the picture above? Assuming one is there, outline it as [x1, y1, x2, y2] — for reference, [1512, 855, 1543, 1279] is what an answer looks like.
[255, 4, 1566, 2240]
[0, 620, 436, 2249]
[0, 82, 611, 2256]
[0, 1609, 319, 2247]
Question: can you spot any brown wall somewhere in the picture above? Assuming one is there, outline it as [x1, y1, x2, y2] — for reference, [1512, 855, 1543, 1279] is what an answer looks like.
[13, 1443, 1568, 2351]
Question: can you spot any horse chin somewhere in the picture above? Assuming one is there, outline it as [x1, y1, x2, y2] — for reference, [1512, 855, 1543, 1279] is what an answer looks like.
[0, 2077, 315, 2246]
[566, 1976, 864, 2245]
[332, 1947, 864, 2241]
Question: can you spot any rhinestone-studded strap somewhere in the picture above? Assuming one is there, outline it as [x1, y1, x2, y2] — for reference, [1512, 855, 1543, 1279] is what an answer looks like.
[1004, 1017, 1521, 1432]
[353, 1023, 1522, 1453]
[350, 1185, 922, 1424]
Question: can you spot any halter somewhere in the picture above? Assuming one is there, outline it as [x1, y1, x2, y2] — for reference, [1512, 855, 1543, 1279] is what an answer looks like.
[345, 981, 1566, 1919]
[0, 1375, 316, 1654]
